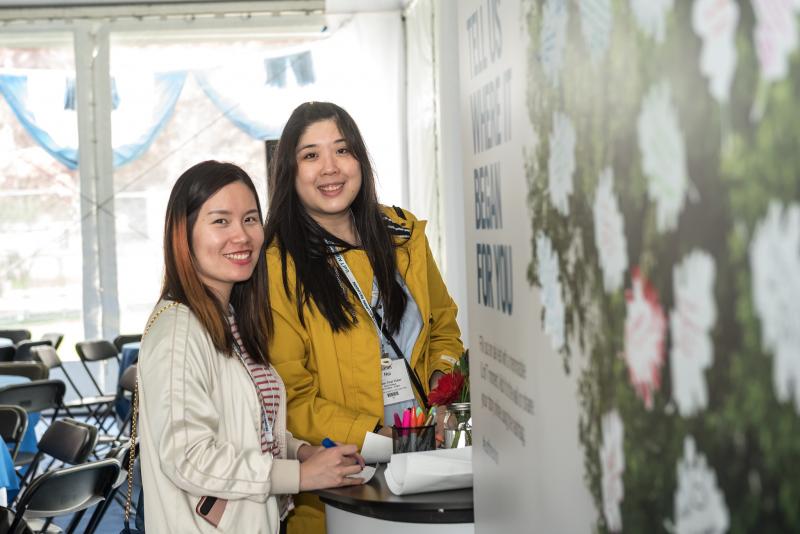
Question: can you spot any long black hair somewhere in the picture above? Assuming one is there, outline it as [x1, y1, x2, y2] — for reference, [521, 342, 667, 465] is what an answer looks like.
[264, 102, 406, 333]
[162, 160, 271, 364]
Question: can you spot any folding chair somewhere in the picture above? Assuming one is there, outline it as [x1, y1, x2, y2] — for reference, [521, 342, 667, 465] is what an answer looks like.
[1, 458, 119, 534]
[113, 365, 137, 442]
[0, 379, 66, 469]
[0, 363, 49, 382]
[74, 341, 122, 432]
[112, 334, 142, 354]
[83, 440, 139, 534]
[74, 340, 121, 396]
[29, 345, 116, 431]
[12, 342, 51, 364]
[15, 418, 98, 498]
[39, 334, 63, 351]
[0, 406, 27, 464]
[0, 331, 30, 345]
[0, 347, 14, 364]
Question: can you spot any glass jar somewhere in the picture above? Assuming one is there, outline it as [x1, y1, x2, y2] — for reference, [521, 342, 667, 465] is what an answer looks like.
[443, 402, 472, 448]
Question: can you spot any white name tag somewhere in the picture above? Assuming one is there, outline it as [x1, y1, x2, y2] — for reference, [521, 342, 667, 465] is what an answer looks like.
[381, 359, 414, 406]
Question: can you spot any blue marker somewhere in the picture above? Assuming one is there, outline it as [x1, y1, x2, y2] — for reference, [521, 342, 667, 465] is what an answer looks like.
[322, 437, 336, 448]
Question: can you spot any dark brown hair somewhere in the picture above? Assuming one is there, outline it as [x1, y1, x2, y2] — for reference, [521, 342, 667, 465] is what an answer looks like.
[161, 160, 271, 364]
[264, 101, 406, 332]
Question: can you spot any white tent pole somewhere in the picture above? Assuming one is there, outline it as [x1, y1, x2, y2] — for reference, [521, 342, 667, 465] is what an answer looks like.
[74, 20, 118, 342]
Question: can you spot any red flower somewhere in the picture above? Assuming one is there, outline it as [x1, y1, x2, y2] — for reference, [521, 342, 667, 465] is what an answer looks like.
[429, 371, 466, 406]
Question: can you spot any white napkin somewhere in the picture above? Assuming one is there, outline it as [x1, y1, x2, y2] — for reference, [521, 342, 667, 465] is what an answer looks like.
[384, 447, 473, 495]
[347, 465, 377, 483]
[361, 431, 393, 463]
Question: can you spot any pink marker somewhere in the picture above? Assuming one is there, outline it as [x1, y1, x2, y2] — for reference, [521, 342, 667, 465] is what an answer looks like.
[402, 408, 411, 428]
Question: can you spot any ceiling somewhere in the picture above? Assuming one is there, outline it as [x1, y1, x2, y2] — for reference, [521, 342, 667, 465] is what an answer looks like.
[0, 0, 407, 10]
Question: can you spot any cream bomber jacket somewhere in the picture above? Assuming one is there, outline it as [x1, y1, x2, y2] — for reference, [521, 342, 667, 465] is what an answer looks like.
[138, 301, 306, 534]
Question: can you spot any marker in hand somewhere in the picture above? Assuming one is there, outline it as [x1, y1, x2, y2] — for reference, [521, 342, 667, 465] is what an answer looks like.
[321, 437, 366, 471]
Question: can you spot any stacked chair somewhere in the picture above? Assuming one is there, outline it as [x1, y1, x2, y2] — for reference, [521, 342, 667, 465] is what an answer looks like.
[0, 419, 120, 534]
[112, 335, 142, 354]
[0, 405, 27, 465]
[0, 332, 31, 346]
[0, 363, 48, 382]
[0, 379, 66, 470]
[73, 341, 122, 433]
[0, 331, 31, 364]
[38, 334, 62, 352]
[0, 332, 134, 532]
[11, 343, 51, 365]
[28, 345, 118, 435]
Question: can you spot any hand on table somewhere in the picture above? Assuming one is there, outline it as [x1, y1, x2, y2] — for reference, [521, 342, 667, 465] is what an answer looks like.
[299, 443, 366, 491]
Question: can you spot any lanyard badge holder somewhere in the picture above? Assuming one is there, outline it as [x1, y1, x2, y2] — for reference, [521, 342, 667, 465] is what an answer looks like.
[328, 244, 430, 411]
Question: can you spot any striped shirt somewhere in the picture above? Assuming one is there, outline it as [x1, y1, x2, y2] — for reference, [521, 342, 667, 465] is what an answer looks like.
[228, 314, 281, 458]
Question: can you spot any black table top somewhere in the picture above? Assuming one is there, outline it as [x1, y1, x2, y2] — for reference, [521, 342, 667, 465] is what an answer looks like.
[315, 464, 474, 524]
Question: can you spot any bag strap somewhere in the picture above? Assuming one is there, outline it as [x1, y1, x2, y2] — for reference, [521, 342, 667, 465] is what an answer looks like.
[124, 302, 177, 529]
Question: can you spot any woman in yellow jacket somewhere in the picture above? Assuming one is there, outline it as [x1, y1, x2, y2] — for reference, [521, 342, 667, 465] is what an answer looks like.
[265, 101, 465, 534]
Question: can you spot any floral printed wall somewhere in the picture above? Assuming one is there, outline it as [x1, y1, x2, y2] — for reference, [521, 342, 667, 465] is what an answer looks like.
[523, 0, 800, 531]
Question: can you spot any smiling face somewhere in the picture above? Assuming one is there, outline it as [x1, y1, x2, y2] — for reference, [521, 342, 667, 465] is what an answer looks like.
[191, 180, 264, 305]
[294, 119, 362, 230]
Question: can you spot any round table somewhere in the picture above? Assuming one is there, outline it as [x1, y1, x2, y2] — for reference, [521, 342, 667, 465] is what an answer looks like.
[315, 464, 474, 534]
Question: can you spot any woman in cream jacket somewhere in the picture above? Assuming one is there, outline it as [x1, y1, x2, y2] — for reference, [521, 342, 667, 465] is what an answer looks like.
[138, 161, 364, 534]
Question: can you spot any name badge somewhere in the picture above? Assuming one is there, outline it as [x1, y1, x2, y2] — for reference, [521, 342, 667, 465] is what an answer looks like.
[381, 359, 414, 406]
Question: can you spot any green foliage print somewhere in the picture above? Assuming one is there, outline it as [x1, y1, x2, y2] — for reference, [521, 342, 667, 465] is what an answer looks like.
[523, 0, 800, 531]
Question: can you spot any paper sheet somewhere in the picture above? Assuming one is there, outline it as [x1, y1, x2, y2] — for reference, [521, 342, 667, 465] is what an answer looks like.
[384, 447, 473, 495]
[361, 431, 393, 464]
[347, 465, 377, 483]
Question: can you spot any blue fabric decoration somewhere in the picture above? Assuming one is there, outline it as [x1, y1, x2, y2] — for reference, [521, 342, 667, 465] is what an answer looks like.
[64, 76, 121, 110]
[291, 51, 315, 86]
[0, 73, 79, 168]
[111, 71, 186, 168]
[263, 51, 315, 88]
[194, 71, 282, 141]
[0, 71, 186, 169]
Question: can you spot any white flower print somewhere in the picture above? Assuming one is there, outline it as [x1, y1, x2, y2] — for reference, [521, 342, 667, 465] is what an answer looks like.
[671, 250, 717, 417]
[593, 167, 628, 293]
[629, 0, 674, 43]
[536, 233, 566, 351]
[674, 436, 730, 534]
[580, 0, 613, 64]
[540, 0, 569, 88]
[624, 268, 667, 409]
[600, 410, 625, 532]
[693, 0, 739, 103]
[547, 112, 576, 216]
[750, 201, 800, 411]
[751, 0, 800, 82]
[637, 81, 690, 233]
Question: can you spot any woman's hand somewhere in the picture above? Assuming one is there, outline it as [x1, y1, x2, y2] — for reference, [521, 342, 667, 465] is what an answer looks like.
[296, 444, 322, 462]
[298, 443, 366, 491]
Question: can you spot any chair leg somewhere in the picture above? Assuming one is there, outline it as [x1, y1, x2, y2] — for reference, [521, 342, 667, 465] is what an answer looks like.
[82, 486, 119, 534]
[13, 451, 44, 505]
[64, 506, 88, 534]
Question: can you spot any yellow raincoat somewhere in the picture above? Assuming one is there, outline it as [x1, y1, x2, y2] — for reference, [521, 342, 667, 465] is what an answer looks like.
[267, 206, 464, 534]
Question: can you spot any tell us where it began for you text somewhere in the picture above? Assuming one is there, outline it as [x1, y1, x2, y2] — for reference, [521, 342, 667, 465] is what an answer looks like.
[468, 0, 513, 317]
